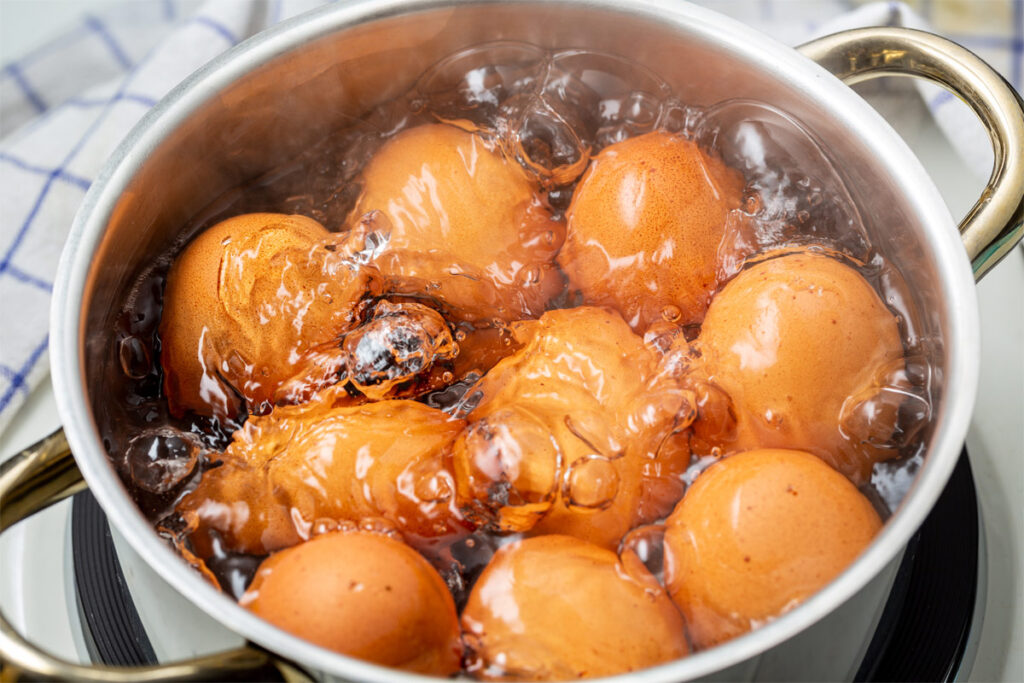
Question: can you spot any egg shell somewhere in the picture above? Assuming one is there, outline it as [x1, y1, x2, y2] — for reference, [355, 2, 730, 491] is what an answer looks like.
[160, 212, 373, 418]
[691, 250, 905, 482]
[559, 131, 745, 331]
[242, 531, 462, 675]
[663, 448, 882, 649]
[451, 306, 690, 548]
[461, 534, 689, 680]
[352, 123, 565, 322]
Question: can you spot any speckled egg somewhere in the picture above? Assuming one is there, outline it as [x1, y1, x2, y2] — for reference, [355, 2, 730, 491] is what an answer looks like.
[462, 534, 688, 680]
[663, 448, 882, 649]
[559, 131, 745, 331]
[241, 531, 462, 675]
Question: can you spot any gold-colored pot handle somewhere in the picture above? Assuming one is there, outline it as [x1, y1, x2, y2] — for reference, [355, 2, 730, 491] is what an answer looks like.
[0, 428, 311, 682]
[797, 27, 1024, 280]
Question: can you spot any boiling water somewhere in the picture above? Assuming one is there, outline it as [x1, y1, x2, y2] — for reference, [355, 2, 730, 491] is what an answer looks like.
[108, 42, 935, 609]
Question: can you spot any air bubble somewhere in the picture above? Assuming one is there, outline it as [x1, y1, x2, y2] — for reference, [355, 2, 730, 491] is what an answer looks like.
[838, 358, 932, 452]
[624, 90, 660, 126]
[312, 518, 358, 536]
[502, 93, 591, 186]
[839, 380, 930, 452]
[409, 464, 455, 505]
[452, 406, 562, 532]
[697, 99, 871, 263]
[742, 190, 763, 215]
[619, 524, 667, 581]
[415, 42, 547, 128]
[563, 455, 619, 510]
[118, 336, 152, 379]
[564, 411, 623, 458]
[660, 305, 681, 323]
[343, 301, 455, 399]
[124, 427, 203, 494]
[357, 516, 403, 541]
[656, 99, 691, 134]
[688, 380, 738, 454]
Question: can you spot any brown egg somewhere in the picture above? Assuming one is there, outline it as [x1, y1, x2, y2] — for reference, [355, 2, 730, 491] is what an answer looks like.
[559, 131, 745, 331]
[663, 448, 882, 649]
[682, 250, 906, 482]
[350, 123, 565, 322]
[176, 400, 468, 556]
[462, 535, 688, 680]
[241, 531, 462, 675]
[451, 307, 691, 548]
[160, 213, 376, 419]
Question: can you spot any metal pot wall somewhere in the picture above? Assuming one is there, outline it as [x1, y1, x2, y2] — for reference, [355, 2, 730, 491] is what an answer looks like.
[2, 0, 1022, 680]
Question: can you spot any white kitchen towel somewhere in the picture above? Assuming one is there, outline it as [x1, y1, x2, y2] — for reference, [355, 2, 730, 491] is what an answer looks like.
[1, 0, 1021, 435]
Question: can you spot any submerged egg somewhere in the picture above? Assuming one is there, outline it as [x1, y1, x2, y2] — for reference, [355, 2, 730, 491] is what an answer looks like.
[129, 42, 942, 683]
[451, 306, 691, 548]
[683, 250, 906, 482]
[663, 448, 882, 649]
[241, 531, 462, 675]
[159, 213, 376, 419]
[559, 131, 746, 331]
[350, 123, 565, 322]
[461, 535, 688, 680]
[176, 400, 467, 556]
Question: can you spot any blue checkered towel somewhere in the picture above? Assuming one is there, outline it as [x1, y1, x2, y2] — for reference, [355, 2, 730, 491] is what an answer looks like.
[0, 0, 1020, 436]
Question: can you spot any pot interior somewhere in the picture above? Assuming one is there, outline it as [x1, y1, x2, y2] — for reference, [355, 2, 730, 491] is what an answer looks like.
[64, 1, 971, 679]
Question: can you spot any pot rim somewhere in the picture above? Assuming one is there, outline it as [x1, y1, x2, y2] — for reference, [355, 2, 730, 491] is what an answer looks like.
[49, 0, 980, 680]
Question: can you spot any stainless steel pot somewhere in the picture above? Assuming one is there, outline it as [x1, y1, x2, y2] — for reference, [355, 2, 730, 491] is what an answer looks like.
[2, 1, 1022, 680]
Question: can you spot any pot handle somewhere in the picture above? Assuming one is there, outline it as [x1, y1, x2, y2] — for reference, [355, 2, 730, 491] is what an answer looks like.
[797, 27, 1024, 280]
[0, 428, 311, 682]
